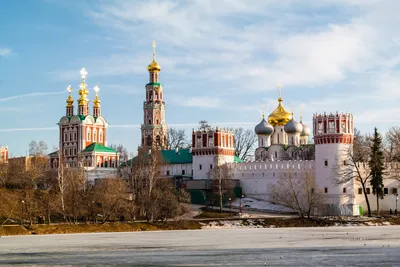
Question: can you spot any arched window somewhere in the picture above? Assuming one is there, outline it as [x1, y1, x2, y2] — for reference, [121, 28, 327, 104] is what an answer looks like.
[99, 130, 103, 143]
[155, 92, 159, 100]
[146, 135, 152, 146]
[261, 138, 264, 147]
[87, 128, 91, 141]
[156, 135, 161, 146]
[150, 91, 153, 100]
[149, 119, 151, 125]
[277, 134, 280, 143]
[93, 129, 97, 142]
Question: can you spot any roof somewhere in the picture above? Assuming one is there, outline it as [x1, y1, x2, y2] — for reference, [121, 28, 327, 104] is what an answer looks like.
[234, 155, 243, 163]
[121, 148, 193, 167]
[162, 148, 192, 164]
[48, 151, 58, 157]
[82, 143, 117, 154]
[145, 82, 163, 87]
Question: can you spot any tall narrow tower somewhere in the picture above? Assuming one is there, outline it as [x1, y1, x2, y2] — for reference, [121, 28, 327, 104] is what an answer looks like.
[313, 112, 355, 215]
[140, 41, 168, 151]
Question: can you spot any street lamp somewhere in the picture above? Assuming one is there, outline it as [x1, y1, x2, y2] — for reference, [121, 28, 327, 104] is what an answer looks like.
[240, 194, 244, 214]
[228, 198, 232, 216]
[20, 200, 25, 226]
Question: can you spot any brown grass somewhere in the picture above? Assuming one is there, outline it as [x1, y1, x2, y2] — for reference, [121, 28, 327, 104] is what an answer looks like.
[27, 221, 202, 235]
[0, 226, 30, 236]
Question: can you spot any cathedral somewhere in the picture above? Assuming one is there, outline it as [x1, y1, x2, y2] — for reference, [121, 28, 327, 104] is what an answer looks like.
[49, 68, 119, 180]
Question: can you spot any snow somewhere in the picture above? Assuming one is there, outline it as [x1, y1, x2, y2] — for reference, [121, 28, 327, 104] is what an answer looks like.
[230, 197, 294, 213]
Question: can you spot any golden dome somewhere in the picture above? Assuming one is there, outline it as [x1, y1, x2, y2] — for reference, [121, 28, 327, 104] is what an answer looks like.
[66, 85, 73, 107]
[268, 97, 292, 126]
[66, 95, 74, 107]
[148, 60, 161, 72]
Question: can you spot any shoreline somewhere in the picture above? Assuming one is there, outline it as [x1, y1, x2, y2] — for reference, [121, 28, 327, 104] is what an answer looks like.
[1, 216, 400, 236]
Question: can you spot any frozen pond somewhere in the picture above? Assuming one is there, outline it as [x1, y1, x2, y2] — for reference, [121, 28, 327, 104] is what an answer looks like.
[1, 226, 400, 266]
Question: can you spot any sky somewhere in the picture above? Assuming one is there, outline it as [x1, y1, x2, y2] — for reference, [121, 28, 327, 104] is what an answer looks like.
[1, 0, 400, 157]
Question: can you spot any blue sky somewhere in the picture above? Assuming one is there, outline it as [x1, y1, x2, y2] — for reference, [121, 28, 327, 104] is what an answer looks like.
[1, 0, 400, 157]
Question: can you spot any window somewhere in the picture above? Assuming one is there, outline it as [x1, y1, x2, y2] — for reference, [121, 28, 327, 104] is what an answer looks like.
[324, 160, 328, 167]
[393, 188, 398, 194]
[343, 160, 347, 165]
[182, 170, 185, 175]
[149, 119, 151, 125]
[199, 164, 202, 170]
[384, 188, 388, 194]
[74, 132, 77, 141]
[277, 134, 280, 143]
[324, 187, 328, 193]
[74, 148, 76, 155]
[343, 188, 346, 193]
[358, 188, 362, 194]
[210, 164, 213, 170]
[366, 188, 371, 194]
[275, 151, 277, 159]
[93, 130, 97, 141]
[87, 129, 91, 141]
[311, 188, 315, 194]
[64, 133, 67, 142]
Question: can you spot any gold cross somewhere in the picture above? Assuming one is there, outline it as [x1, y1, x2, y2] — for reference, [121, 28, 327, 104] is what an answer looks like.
[277, 83, 282, 98]
[152, 40, 156, 60]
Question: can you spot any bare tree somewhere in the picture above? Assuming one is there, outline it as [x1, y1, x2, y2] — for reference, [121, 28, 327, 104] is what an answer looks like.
[208, 164, 234, 213]
[168, 128, 189, 150]
[199, 120, 212, 131]
[334, 132, 373, 216]
[28, 141, 48, 156]
[281, 145, 315, 161]
[269, 171, 322, 218]
[234, 128, 257, 161]
[384, 126, 400, 162]
[56, 151, 67, 221]
[110, 144, 129, 163]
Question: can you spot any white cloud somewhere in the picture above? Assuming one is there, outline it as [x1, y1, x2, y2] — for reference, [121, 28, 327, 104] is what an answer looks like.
[0, 92, 65, 102]
[183, 97, 221, 108]
[0, 48, 12, 57]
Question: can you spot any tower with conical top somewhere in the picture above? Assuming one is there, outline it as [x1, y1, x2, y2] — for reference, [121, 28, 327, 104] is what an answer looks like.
[139, 41, 168, 151]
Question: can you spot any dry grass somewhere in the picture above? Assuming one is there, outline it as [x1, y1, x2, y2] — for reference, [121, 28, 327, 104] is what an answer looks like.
[27, 221, 202, 235]
[0, 226, 30, 236]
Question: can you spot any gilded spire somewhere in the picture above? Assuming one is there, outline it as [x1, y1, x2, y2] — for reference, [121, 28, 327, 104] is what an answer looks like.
[66, 85, 74, 107]
[93, 85, 101, 108]
[147, 40, 161, 72]
[78, 68, 89, 106]
[277, 83, 282, 101]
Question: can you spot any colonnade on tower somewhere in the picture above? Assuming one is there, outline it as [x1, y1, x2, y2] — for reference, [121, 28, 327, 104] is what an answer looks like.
[139, 41, 168, 152]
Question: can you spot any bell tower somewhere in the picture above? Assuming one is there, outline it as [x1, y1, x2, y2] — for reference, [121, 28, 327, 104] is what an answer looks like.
[139, 41, 168, 151]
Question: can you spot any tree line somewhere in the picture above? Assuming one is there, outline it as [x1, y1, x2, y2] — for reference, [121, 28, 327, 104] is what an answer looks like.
[0, 143, 189, 225]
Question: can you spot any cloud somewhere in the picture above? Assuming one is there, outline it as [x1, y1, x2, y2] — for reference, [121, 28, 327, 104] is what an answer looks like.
[0, 92, 65, 102]
[0, 127, 58, 133]
[0, 48, 12, 57]
[182, 97, 221, 108]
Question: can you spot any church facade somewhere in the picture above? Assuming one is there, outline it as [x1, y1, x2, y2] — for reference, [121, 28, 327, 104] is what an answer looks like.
[49, 68, 119, 181]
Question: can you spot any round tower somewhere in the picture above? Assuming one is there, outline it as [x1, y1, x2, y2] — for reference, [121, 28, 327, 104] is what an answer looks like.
[313, 111, 355, 215]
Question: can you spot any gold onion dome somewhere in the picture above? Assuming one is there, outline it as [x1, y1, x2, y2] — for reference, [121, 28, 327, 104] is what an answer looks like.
[93, 85, 101, 108]
[268, 97, 292, 126]
[148, 40, 161, 72]
[148, 60, 161, 72]
[66, 85, 73, 107]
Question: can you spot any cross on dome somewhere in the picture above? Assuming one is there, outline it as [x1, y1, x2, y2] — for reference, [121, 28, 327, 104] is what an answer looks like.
[94, 85, 100, 93]
[67, 85, 72, 93]
[80, 68, 88, 79]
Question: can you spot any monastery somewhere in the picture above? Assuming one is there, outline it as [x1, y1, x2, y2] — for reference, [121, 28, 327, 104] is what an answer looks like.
[46, 41, 399, 216]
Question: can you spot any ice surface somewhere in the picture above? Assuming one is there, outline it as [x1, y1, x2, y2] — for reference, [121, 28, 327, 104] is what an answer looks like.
[1, 226, 400, 266]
